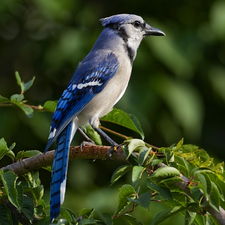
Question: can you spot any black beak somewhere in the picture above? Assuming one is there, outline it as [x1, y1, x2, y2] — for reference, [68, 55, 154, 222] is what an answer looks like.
[145, 23, 165, 36]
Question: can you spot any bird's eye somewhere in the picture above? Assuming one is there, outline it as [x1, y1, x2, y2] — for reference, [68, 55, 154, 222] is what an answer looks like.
[133, 21, 141, 28]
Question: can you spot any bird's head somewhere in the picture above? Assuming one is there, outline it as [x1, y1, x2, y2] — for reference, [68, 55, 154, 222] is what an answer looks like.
[100, 14, 165, 62]
[100, 14, 165, 61]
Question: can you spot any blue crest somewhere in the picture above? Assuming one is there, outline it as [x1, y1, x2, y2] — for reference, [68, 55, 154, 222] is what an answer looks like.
[100, 14, 141, 27]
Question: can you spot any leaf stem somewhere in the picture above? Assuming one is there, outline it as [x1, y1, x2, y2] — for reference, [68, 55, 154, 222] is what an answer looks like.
[145, 142, 160, 150]
[24, 104, 43, 111]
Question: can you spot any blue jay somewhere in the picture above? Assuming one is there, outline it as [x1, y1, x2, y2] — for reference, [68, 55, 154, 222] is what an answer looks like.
[44, 14, 165, 221]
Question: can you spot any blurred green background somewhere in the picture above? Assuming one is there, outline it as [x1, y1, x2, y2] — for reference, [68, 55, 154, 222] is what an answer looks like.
[0, 0, 225, 223]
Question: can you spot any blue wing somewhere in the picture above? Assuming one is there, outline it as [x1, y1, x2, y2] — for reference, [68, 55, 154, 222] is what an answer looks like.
[45, 52, 119, 152]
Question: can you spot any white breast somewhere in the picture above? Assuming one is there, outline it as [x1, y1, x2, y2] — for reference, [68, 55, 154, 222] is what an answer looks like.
[77, 52, 132, 128]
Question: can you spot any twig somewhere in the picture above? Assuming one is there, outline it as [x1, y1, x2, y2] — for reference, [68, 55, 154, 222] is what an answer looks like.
[99, 125, 131, 140]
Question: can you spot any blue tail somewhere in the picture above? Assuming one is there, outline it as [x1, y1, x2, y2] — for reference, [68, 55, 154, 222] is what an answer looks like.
[50, 122, 74, 222]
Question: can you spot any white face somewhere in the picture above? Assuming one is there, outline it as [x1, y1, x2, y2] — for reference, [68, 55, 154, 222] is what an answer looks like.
[118, 18, 146, 51]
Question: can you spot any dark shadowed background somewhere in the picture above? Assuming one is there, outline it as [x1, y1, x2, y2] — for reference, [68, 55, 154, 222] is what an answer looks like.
[0, 0, 225, 224]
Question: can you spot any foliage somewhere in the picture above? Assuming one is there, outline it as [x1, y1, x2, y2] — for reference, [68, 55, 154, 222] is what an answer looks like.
[0, 75, 224, 225]
[0, 133, 224, 224]
[0, 72, 57, 116]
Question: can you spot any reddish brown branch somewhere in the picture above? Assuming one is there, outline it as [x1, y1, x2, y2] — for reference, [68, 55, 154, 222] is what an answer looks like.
[1, 145, 126, 176]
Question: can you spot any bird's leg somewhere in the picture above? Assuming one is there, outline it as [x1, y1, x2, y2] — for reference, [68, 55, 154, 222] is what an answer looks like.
[78, 127, 95, 143]
[92, 126, 119, 158]
[78, 128, 96, 150]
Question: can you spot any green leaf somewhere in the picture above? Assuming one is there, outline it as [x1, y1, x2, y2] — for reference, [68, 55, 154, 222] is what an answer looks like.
[60, 208, 73, 222]
[37, 198, 46, 209]
[79, 208, 94, 218]
[163, 198, 184, 209]
[115, 184, 136, 215]
[207, 216, 218, 225]
[122, 214, 143, 225]
[21, 196, 34, 221]
[159, 176, 183, 185]
[23, 76, 35, 93]
[20, 104, 34, 118]
[132, 166, 145, 189]
[8, 142, 16, 151]
[151, 206, 185, 225]
[35, 216, 50, 225]
[194, 214, 204, 225]
[147, 179, 172, 200]
[15, 71, 24, 93]
[210, 162, 224, 175]
[175, 156, 191, 177]
[93, 211, 112, 225]
[101, 108, 144, 139]
[186, 202, 199, 213]
[17, 185, 24, 210]
[189, 186, 202, 202]
[208, 215, 220, 225]
[196, 173, 210, 201]
[10, 94, 24, 102]
[15, 72, 35, 93]
[159, 147, 174, 164]
[31, 185, 44, 201]
[24, 171, 41, 187]
[16, 150, 41, 161]
[82, 125, 102, 145]
[0, 171, 22, 210]
[43, 100, 57, 112]
[175, 138, 184, 149]
[0, 204, 13, 225]
[185, 210, 196, 225]
[0, 95, 10, 103]
[78, 218, 96, 225]
[210, 182, 220, 212]
[151, 166, 180, 179]
[195, 214, 216, 225]
[101, 213, 113, 225]
[151, 159, 163, 167]
[0, 138, 15, 160]
[215, 180, 225, 201]
[128, 192, 151, 210]
[60, 208, 77, 222]
[138, 146, 151, 166]
[10, 94, 33, 118]
[137, 192, 151, 210]
[110, 165, 132, 185]
[124, 139, 145, 159]
[42, 165, 52, 172]
[191, 167, 215, 177]
[196, 215, 215, 225]
[34, 204, 44, 217]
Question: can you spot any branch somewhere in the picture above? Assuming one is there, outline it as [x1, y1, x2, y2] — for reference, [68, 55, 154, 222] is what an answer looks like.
[1, 145, 225, 224]
[1, 145, 125, 176]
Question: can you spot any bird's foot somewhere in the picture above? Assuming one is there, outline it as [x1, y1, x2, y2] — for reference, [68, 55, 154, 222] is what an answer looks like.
[80, 140, 96, 151]
[106, 144, 122, 160]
